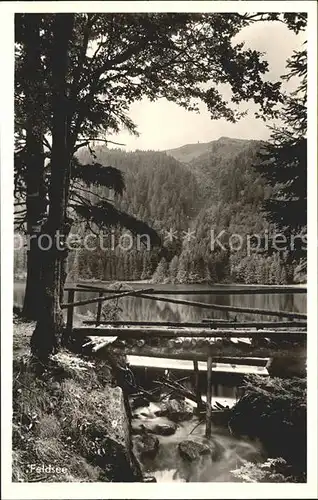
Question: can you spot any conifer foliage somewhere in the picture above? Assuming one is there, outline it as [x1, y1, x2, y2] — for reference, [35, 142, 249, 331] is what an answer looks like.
[255, 45, 307, 237]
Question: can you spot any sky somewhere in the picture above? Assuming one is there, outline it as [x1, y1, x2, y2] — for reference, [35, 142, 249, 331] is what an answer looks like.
[110, 20, 306, 152]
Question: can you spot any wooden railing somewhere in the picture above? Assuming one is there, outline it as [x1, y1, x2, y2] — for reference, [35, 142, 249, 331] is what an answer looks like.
[62, 283, 307, 334]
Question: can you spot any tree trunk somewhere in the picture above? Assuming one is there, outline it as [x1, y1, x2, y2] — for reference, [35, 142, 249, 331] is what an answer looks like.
[31, 14, 74, 360]
[22, 235, 43, 319]
[21, 15, 47, 320]
[59, 217, 73, 303]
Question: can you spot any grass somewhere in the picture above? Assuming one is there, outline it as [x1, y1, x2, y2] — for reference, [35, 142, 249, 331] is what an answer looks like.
[12, 315, 141, 482]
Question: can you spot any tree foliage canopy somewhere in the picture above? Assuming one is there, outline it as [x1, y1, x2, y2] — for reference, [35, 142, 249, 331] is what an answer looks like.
[255, 43, 307, 234]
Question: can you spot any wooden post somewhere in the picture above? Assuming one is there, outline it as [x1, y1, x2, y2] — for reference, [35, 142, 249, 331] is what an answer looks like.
[95, 291, 104, 326]
[205, 355, 213, 438]
[193, 359, 202, 413]
[66, 289, 75, 336]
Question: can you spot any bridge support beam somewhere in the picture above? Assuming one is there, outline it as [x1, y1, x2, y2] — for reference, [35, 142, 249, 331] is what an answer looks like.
[206, 356, 213, 438]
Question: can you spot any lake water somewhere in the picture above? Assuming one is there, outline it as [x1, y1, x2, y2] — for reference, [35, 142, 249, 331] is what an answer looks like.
[14, 281, 306, 324]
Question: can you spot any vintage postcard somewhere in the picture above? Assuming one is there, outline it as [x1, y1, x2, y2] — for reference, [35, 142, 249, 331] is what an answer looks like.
[1, 1, 317, 498]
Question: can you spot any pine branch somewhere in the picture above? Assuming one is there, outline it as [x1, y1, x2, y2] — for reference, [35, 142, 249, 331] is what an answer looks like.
[72, 162, 125, 195]
[73, 184, 112, 202]
[73, 141, 89, 153]
[73, 137, 126, 154]
[73, 201, 161, 247]
[79, 138, 126, 146]
[70, 191, 92, 207]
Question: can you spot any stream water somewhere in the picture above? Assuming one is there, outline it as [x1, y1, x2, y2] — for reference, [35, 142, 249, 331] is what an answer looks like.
[129, 363, 266, 482]
[132, 400, 264, 482]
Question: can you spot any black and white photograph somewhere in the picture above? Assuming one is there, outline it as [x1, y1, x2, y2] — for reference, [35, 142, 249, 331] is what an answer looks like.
[1, 1, 317, 498]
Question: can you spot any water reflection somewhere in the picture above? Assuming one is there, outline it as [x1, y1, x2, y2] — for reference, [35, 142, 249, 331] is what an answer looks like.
[14, 281, 306, 323]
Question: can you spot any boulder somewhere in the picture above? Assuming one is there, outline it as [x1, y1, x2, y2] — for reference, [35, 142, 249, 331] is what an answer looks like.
[161, 398, 193, 422]
[152, 422, 177, 436]
[133, 434, 159, 458]
[132, 421, 177, 436]
[178, 440, 211, 462]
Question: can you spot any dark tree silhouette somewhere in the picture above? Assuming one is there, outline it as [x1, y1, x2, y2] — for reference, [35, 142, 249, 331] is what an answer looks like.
[255, 44, 307, 264]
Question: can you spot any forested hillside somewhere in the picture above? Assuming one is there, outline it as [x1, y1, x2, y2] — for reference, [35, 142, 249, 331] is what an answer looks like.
[77, 147, 200, 231]
[66, 147, 200, 282]
[161, 137, 291, 284]
[14, 137, 306, 284]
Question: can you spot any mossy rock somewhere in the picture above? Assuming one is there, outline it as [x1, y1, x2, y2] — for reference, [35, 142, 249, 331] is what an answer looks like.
[132, 421, 177, 436]
[178, 440, 211, 462]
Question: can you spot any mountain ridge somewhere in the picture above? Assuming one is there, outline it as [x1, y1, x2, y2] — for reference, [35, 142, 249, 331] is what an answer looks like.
[165, 136, 263, 164]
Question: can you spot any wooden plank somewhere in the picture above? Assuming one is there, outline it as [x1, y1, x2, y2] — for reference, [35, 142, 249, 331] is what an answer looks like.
[82, 319, 307, 329]
[135, 293, 307, 320]
[201, 320, 306, 328]
[114, 344, 306, 360]
[66, 284, 307, 295]
[61, 287, 154, 309]
[127, 354, 270, 366]
[73, 326, 306, 341]
[206, 356, 213, 438]
[127, 355, 269, 375]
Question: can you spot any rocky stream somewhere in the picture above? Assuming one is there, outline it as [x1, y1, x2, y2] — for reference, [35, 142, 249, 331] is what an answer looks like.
[128, 368, 266, 482]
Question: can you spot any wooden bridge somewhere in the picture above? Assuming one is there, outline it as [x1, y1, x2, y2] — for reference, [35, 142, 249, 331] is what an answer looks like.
[63, 283, 306, 359]
[62, 282, 306, 437]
